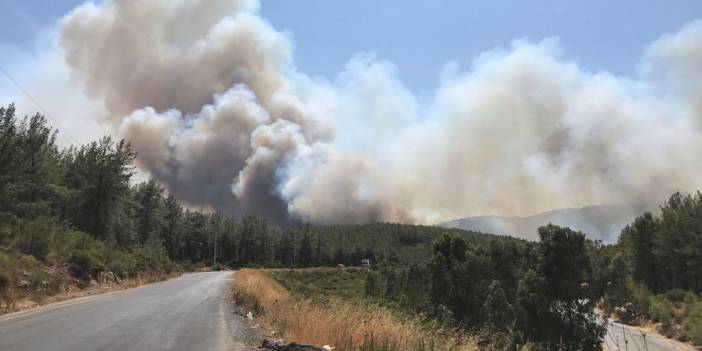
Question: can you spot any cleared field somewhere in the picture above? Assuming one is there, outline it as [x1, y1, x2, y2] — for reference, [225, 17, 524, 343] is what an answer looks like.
[268, 268, 367, 301]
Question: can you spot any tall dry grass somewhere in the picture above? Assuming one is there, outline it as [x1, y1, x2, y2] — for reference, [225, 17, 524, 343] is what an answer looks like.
[232, 268, 476, 351]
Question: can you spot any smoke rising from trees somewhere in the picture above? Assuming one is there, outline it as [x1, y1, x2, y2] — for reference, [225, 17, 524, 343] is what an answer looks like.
[56, 0, 702, 226]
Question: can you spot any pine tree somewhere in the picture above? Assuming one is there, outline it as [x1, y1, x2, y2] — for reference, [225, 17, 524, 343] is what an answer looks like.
[620, 212, 660, 292]
[162, 193, 183, 259]
[135, 178, 164, 244]
[298, 234, 313, 267]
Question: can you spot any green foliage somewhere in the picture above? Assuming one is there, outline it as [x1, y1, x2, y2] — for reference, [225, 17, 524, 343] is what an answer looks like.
[1, 105, 511, 283]
[365, 270, 384, 299]
[620, 192, 702, 295]
[271, 269, 367, 301]
[134, 239, 170, 271]
[684, 292, 698, 315]
[0, 104, 223, 286]
[298, 234, 313, 266]
[649, 295, 676, 323]
[481, 280, 515, 333]
[105, 250, 137, 278]
[528, 224, 606, 350]
[630, 283, 653, 319]
[664, 289, 689, 303]
[601, 253, 633, 313]
[685, 301, 702, 344]
[0, 251, 16, 293]
[69, 249, 107, 280]
[371, 226, 605, 350]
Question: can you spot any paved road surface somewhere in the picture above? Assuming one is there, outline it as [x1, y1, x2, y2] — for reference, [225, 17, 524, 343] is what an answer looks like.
[0, 272, 259, 351]
[605, 320, 695, 351]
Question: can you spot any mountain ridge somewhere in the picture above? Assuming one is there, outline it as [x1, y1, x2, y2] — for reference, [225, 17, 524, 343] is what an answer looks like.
[439, 204, 643, 243]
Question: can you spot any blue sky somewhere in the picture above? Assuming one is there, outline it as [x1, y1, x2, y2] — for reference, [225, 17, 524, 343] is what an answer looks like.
[2, 0, 702, 92]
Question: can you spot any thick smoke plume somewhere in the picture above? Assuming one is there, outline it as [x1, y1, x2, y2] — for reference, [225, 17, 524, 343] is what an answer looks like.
[58, 0, 702, 226]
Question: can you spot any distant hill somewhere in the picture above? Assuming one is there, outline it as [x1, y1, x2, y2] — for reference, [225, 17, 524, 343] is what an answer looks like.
[439, 204, 642, 243]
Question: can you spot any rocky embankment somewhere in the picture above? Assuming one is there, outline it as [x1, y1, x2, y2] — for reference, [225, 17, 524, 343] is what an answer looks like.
[1, 259, 169, 314]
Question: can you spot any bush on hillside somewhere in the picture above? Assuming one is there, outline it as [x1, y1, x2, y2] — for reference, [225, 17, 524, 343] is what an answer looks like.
[105, 250, 137, 278]
[650, 295, 675, 324]
[664, 289, 688, 303]
[134, 239, 170, 272]
[684, 292, 698, 316]
[685, 301, 702, 344]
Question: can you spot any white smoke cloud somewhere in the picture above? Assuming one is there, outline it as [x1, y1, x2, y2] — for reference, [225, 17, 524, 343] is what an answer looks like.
[60, 0, 290, 117]
[35, 0, 702, 226]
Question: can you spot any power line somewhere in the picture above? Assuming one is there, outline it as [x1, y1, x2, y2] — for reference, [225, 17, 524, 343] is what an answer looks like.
[0, 66, 81, 145]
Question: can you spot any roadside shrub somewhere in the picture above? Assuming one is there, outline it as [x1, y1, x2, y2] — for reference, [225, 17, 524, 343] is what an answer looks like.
[18, 254, 41, 269]
[0, 251, 15, 273]
[25, 267, 65, 302]
[616, 304, 637, 324]
[604, 280, 651, 324]
[632, 284, 652, 318]
[685, 301, 702, 344]
[14, 218, 54, 261]
[0, 272, 10, 289]
[47, 229, 91, 263]
[0, 271, 13, 312]
[684, 292, 698, 316]
[28, 269, 47, 303]
[664, 289, 688, 305]
[106, 251, 137, 278]
[650, 295, 675, 324]
[365, 270, 384, 299]
[134, 240, 170, 272]
[69, 250, 106, 280]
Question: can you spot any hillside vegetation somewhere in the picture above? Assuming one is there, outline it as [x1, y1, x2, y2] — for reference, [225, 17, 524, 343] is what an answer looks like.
[269, 268, 367, 301]
[441, 204, 639, 242]
[7, 104, 702, 349]
[0, 104, 500, 311]
[267, 193, 702, 349]
[598, 191, 702, 344]
[284, 227, 606, 350]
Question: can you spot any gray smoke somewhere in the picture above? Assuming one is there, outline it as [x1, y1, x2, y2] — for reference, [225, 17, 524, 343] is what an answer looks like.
[57, 1, 702, 227]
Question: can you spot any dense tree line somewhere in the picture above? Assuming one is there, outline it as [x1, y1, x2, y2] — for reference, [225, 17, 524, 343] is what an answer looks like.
[1, 104, 169, 278]
[0, 105, 270, 277]
[363, 191, 702, 348]
[0, 105, 496, 280]
[367, 225, 606, 350]
[619, 192, 702, 294]
[595, 191, 702, 343]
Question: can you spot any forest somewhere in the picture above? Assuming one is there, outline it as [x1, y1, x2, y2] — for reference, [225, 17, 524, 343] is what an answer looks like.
[4, 104, 702, 349]
[0, 104, 503, 279]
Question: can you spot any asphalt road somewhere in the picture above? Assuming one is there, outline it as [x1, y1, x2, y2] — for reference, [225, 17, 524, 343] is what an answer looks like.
[605, 320, 695, 351]
[0, 271, 260, 351]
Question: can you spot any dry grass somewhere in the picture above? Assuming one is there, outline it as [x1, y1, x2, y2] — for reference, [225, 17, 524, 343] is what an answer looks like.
[232, 268, 476, 351]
